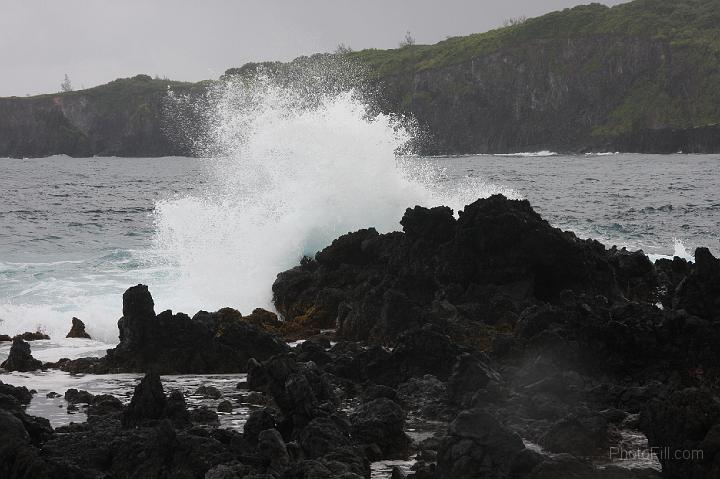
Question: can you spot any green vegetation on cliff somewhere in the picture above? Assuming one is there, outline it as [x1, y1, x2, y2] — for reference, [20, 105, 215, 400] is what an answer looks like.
[347, 0, 720, 151]
[0, 75, 203, 158]
[353, 0, 720, 74]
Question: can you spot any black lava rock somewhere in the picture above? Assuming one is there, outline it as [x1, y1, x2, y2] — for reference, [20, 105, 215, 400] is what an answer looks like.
[66, 317, 91, 339]
[64, 389, 94, 404]
[1, 338, 43, 372]
[102, 284, 290, 374]
[122, 372, 168, 427]
[350, 398, 410, 458]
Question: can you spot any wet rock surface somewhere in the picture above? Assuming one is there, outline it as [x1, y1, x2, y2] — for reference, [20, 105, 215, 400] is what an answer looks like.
[64, 388, 94, 405]
[269, 196, 720, 478]
[66, 317, 92, 339]
[3, 195, 719, 478]
[13, 331, 51, 341]
[1, 338, 43, 372]
[56, 284, 291, 374]
[106, 285, 292, 374]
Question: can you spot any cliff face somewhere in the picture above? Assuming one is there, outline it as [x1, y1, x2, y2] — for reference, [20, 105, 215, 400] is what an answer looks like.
[372, 36, 667, 153]
[0, 75, 193, 158]
[1, 0, 719, 158]
[355, 0, 720, 154]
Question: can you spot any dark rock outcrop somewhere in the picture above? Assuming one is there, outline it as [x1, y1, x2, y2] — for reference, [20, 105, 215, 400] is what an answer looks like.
[87, 395, 124, 419]
[0, 358, 378, 478]
[122, 372, 168, 427]
[0, 382, 33, 405]
[102, 284, 290, 373]
[258, 428, 290, 475]
[247, 354, 337, 437]
[350, 398, 410, 457]
[217, 400, 233, 413]
[299, 416, 352, 458]
[0, 383, 52, 477]
[436, 409, 529, 479]
[273, 196, 652, 347]
[673, 247, 720, 321]
[640, 388, 720, 479]
[540, 412, 610, 457]
[64, 389, 94, 404]
[166, 389, 191, 427]
[1, 338, 43, 372]
[195, 385, 223, 399]
[244, 409, 276, 445]
[266, 195, 720, 479]
[13, 331, 50, 341]
[65, 317, 91, 339]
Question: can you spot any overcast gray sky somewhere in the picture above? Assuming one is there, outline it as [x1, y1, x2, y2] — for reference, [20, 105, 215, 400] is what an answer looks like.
[0, 0, 628, 97]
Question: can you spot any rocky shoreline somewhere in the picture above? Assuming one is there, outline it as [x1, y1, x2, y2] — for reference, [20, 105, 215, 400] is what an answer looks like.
[2, 195, 720, 478]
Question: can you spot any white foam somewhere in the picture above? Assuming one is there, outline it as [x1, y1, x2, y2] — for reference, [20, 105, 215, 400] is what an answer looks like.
[494, 150, 558, 157]
[0, 338, 108, 364]
[150, 66, 513, 315]
[647, 238, 695, 263]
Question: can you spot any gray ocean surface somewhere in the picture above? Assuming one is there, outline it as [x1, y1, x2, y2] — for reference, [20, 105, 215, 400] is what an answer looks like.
[0, 153, 718, 345]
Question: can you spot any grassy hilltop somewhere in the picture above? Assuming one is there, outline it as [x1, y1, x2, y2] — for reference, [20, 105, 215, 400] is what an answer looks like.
[1, 0, 719, 157]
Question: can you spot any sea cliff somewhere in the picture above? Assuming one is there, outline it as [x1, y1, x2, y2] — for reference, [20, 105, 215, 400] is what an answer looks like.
[1, 0, 719, 158]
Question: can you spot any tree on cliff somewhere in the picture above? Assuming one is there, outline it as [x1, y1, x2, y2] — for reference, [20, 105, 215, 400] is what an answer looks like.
[60, 74, 73, 92]
[503, 16, 527, 27]
[335, 43, 353, 54]
[399, 31, 415, 48]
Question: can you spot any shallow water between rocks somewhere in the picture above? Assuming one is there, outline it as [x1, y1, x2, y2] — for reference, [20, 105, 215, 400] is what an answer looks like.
[1, 343, 661, 478]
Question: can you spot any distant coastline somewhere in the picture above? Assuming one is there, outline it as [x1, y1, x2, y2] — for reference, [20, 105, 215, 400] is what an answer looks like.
[2, 0, 719, 159]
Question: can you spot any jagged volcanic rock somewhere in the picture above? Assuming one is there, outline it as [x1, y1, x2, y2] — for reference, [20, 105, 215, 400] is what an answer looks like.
[436, 409, 530, 479]
[640, 388, 720, 479]
[273, 195, 659, 344]
[65, 317, 91, 339]
[122, 372, 168, 427]
[1, 338, 43, 372]
[0, 381, 33, 405]
[673, 247, 720, 321]
[103, 284, 290, 374]
[13, 331, 50, 341]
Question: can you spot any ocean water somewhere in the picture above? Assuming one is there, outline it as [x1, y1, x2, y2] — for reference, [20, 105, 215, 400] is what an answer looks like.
[1, 152, 718, 352]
